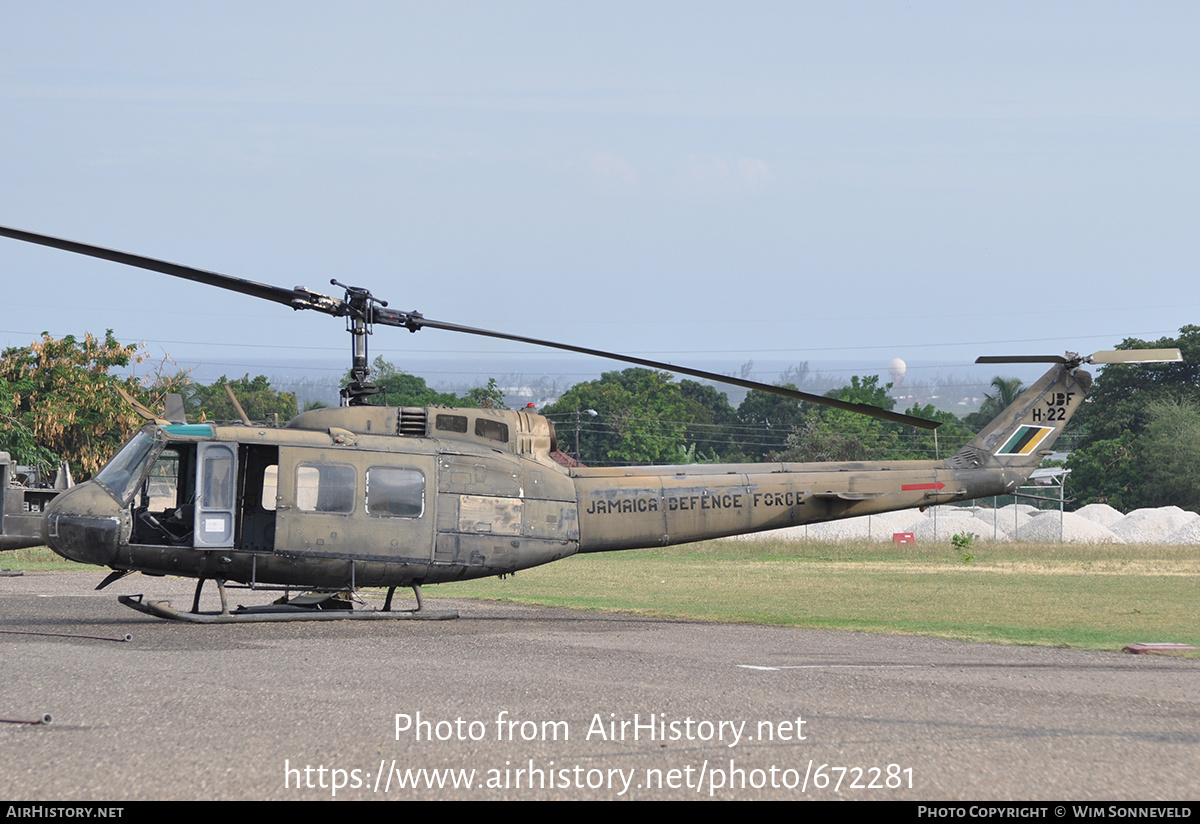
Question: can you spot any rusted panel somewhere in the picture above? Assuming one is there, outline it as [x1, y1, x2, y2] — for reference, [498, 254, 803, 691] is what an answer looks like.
[439, 455, 522, 497]
[428, 534, 576, 577]
[521, 465, 576, 502]
[521, 498, 579, 540]
[458, 495, 523, 536]
[435, 493, 459, 533]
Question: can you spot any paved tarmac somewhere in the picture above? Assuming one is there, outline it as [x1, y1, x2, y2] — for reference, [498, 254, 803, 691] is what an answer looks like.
[0, 571, 1197, 801]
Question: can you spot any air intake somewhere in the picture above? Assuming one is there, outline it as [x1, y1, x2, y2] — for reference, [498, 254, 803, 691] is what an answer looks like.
[398, 408, 428, 437]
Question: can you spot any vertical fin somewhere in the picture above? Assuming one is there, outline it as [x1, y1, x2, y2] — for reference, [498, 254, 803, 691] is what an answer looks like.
[948, 364, 1091, 470]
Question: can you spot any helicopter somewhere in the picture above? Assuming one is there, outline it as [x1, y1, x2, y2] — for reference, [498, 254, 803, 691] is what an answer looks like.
[0, 225, 1183, 622]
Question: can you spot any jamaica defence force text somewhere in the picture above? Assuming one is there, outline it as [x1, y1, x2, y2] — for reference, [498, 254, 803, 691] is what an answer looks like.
[396, 712, 808, 748]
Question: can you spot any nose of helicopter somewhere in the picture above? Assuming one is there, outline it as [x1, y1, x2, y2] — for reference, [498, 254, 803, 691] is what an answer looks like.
[43, 481, 124, 568]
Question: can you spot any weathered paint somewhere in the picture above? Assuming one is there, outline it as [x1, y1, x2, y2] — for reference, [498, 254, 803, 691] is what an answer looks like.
[31, 361, 1088, 590]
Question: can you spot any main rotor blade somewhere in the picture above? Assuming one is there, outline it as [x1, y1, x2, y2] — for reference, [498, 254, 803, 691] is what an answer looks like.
[0, 224, 939, 429]
[0, 225, 341, 314]
[391, 314, 941, 430]
[975, 355, 1068, 364]
[1087, 348, 1182, 364]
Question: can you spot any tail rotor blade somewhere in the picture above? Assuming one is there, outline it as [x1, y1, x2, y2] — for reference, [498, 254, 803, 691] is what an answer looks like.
[1087, 348, 1183, 365]
[976, 349, 1184, 368]
[975, 355, 1068, 365]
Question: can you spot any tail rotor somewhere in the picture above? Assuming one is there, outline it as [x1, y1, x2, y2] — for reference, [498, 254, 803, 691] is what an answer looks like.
[976, 349, 1182, 368]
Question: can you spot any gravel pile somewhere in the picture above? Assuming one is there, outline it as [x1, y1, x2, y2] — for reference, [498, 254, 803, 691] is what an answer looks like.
[807, 510, 925, 542]
[735, 509, 926, 542]
[972, 507, 1032, 536]
[727, 524, 811, 542]
[913, 511, 1009, 542]
[1165, 518, 1200, 544]
[1074, 503, 1124, 528]
[1109, 506, 1199, 544]
[1014, 511, 1123, 543]
[727, 504, 1200, 545]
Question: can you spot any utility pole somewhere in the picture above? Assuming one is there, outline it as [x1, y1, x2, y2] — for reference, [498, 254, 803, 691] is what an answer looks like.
[575, 408, 597, 462]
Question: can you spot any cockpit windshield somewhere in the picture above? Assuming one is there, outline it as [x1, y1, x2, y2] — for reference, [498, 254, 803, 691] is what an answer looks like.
[94, 431, 158, 502]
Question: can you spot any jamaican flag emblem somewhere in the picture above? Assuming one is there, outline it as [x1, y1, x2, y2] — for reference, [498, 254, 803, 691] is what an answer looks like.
[995, 425, 1055, 456]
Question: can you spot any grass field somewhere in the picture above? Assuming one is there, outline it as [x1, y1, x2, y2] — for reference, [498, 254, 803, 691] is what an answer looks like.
[1, 546, 102, 572]
[431, 539, 1200, 653]
[6, 541, 1198, 653]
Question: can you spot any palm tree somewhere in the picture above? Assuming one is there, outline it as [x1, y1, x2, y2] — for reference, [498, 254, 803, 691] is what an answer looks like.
[965, 376, 1025, 431]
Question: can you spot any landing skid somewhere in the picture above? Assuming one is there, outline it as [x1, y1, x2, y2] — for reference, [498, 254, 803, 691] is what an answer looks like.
[117, 580, 458, 623]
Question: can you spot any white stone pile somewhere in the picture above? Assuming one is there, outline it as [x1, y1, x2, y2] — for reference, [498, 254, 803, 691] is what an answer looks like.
[732, 503, 1200, 544]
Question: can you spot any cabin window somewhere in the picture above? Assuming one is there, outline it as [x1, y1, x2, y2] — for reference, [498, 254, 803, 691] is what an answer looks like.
[475, 419, 508, 443]
[366, 468, 424, 518]
[262, 465, 278, 512]
[296, 463, 355, 513]
[436, 414, 468, 434]
[200, 451, 234, 511]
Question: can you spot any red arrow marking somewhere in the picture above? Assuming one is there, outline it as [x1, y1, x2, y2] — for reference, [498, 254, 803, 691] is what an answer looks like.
[901, 482, 946, 491]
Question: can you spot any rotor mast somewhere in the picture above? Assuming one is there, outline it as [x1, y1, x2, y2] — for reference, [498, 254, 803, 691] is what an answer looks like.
[333, 280, 382, 406]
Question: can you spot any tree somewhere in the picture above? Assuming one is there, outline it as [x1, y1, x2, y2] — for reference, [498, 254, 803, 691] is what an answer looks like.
[348, 357, 505, 408]
[0, 375, 60, 468]
[896, 403, 976, 460]
[1067, 326, 1200, 444]
[462, 377, 506, 410]
[964, 376, 1025, 431]
[779, 407, 898, 463]
[540, 368, 693, 465]
[734, 386, 808, 461]
[0, 331, 144, 478]
[775, 377, 903, 463]
[679, 380, 741, 461]
[190, 374, 298, 424]
[1137, 399, 1200, 512]
[355, 357, 462, 407]
[1066, 431, 1143, 511]
[826, 374, 895, 409]
[1068, 399, 1200, 513]
[773, 377, 975, 463]
[1063, 326, 1200, 511]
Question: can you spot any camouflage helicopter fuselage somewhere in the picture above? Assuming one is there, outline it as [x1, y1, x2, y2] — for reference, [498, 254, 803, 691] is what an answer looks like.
[36, 362, 1089, 590]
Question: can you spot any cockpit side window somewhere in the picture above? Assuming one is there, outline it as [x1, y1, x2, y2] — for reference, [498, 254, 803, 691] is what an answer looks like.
[140, 447, 185, 511]
[95, 432, 158, 502]
[129, 442, 197, 546]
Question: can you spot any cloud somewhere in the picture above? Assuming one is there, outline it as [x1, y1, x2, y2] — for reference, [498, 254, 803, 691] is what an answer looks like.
[679, 154, 770, 189]
[736, 157, 769, 185]
[586, 152, 638, 186]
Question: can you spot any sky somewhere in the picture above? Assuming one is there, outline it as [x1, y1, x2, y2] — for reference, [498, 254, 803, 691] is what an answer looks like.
[1, 2, 1198, 393]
